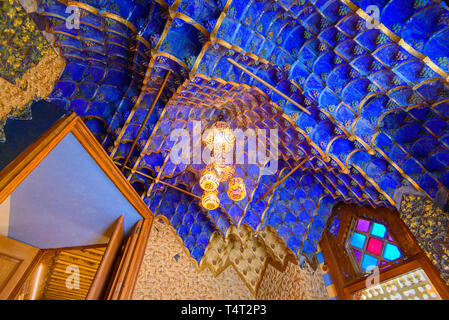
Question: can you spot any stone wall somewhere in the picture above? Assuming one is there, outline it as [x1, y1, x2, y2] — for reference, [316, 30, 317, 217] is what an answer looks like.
[132, 220, 254, 300]
[256, 261, 328, 300]
[133, 219, 329, 300]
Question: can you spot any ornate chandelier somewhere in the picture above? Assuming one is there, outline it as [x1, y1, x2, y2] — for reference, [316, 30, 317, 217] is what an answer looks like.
[200, 120, 246, 210]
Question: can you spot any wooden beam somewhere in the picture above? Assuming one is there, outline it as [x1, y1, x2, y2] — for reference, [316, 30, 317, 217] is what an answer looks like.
[121, 71, 171, 171]
[120, 218, 152, 299]
[226, 58, 311, 115]
[254, 158, 308, 204]
[86, 215, 124, 300]
[0, 113, 154, 221]
[71, 116, 155, 220]
[0, 113, 78, 203]
[116, 161, 201, 200]
[106, 220, 142, 299]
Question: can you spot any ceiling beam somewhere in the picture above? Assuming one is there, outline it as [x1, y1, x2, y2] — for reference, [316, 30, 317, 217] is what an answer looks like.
[121, 71, 171, 171]
[227, 58, 311, 115]
[254, 157, 308, 204]
[115, 161, 201, 200]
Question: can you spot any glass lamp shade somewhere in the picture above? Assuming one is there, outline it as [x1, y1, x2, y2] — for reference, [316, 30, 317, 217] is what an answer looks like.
[202, 190, 220, 210]
[203, 121, 235, 149]
[227, 176, 246, 201]
[199, 170, 219, 191]
[213, 163, 235, 182]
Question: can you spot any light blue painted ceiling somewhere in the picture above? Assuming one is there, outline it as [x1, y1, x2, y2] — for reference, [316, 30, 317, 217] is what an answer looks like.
[8, 132, 142, 248]
[36, 0, 449, 266]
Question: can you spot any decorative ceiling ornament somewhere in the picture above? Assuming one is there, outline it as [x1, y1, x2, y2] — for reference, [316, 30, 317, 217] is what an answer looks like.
[228, 176, 246, 201]
[40, 0, 449, 269]
[201, 190, 220, 211]
[203, 120, 236, 155]
[199, 118, 246, 210]
[213, 163, 235, 182]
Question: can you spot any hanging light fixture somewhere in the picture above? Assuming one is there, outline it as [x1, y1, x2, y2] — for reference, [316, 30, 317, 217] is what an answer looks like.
[199, 117, 246, 210]
[201, 190, 220, 210]
[213, 163, 235, 182]
[203, 120, 236, 153]
[199, 166, 220, 191]
[227, 175, 246, 201]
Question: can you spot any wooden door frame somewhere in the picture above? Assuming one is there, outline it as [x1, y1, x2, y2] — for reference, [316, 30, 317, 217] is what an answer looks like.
[0, 236, 40, 299]
[0, 113, 154, 299]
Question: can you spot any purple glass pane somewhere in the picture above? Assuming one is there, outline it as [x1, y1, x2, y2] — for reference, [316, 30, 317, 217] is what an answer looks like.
[356, 219, 370, 233]
[353, 249, 362, 261]
[388, 234, 393, 241]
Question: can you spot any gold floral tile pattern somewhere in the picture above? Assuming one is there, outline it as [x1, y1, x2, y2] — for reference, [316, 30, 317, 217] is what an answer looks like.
[0, 0, 48, 84]
[0, 50, 64, 119]
[0, 0, 64, 141]
[400, 194, 449, 285]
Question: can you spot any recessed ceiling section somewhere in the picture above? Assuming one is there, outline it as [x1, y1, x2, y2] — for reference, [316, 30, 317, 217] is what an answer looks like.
[36, 0, 449, 268]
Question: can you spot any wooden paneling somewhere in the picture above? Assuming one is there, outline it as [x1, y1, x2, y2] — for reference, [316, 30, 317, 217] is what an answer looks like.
[105, 218, 151, 300]
[0, 256, 20, 290]
[86, 216, 124, 299]
[0, 236, 39, 299]
[41, 245, 106, 300]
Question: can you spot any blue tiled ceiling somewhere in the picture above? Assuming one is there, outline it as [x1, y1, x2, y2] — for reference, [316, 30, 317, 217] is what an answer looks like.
[38, 0, 449, 265]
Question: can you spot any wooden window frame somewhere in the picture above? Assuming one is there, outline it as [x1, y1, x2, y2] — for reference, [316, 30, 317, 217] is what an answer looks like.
[320, 202, 449, 300]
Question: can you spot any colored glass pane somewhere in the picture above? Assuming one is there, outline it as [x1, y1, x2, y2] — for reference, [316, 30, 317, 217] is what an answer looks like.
[347, 218, 403, 273]
[371, 222, 386, 238]
[356, 218, 370, 232]
[350, 232, 366, 249]
[353, 248, 362, 261]
[383, 243, 401, 261]
[361, 254, 378, 271]
[367, 238, 383, 256]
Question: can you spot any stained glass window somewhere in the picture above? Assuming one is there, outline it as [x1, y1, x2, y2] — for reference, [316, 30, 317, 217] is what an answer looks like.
[346, 217, 403, 273]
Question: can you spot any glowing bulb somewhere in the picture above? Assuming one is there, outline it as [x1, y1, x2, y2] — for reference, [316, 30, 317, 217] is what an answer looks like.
[202, 190, 220, 210]
[227, 176, 246, 201]
[199, 170, 219, 191]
